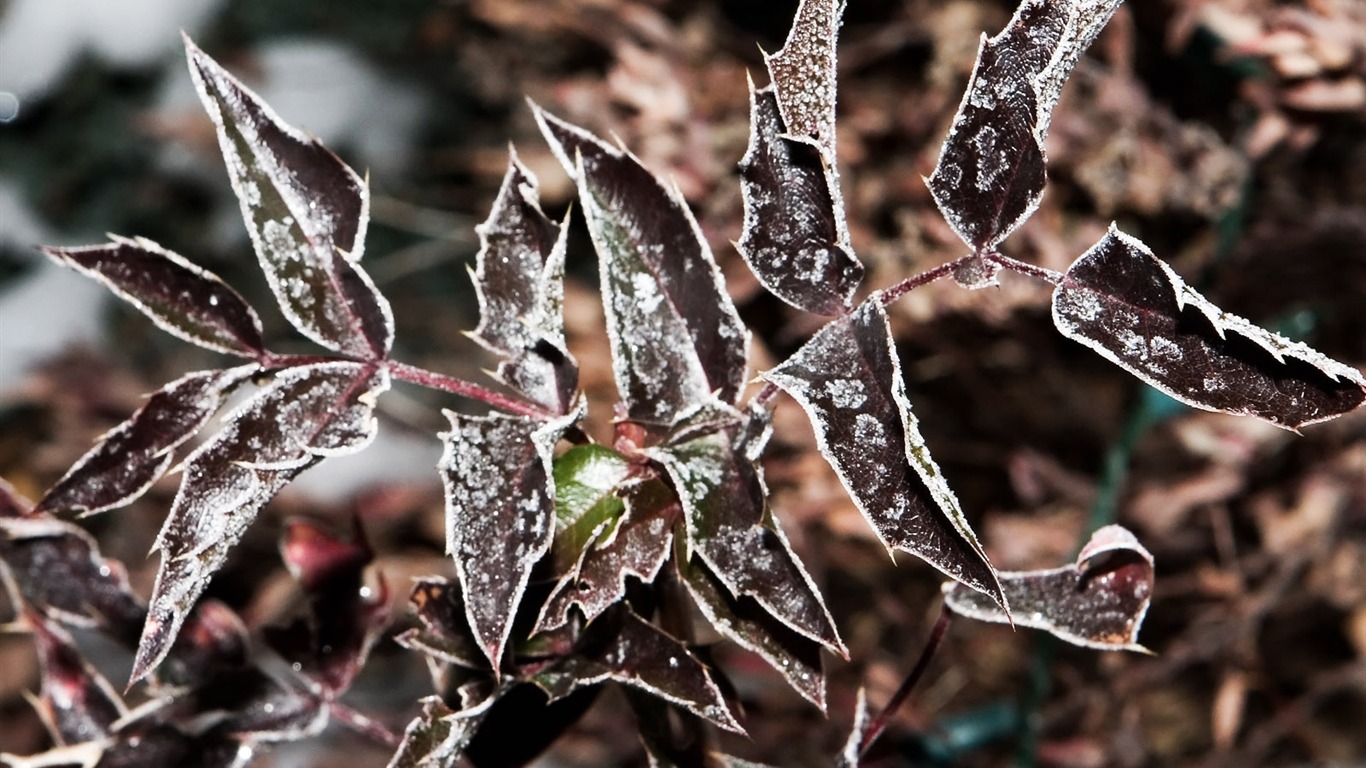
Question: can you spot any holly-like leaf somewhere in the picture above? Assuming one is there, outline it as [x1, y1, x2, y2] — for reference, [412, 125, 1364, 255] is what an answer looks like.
[26, 609, 127, 746]
[395, 578, 487, 671]
[927, 0, 1122, 251]
[532, 105, 747, 423]
[944, 525, 1154, 651]
[184, 36, 393, 358]
[1052, 226, 1366, 429]
[763, 298, 1005, 610]
[649, 429, 844, 657]
[537, 478, 677, 633]
[736, 81, 861, 316]
[439, 409, 576, 671]
[763, 0, 842, 157]
[386, 696, 480, 768]
[37, 366, 256, 517]
[265, 518, 390, 697]
[470, 150, 579, 413]
[40, 237, 265, 357]
[530, 607, 743, 734]
[677, 554, 826, 710]
[134, 362, 388, 682]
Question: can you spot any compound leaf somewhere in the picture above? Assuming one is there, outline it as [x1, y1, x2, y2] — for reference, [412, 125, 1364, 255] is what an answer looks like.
[1052, 226, 1366, 429]
[944, 524, 1154, 651]
[40, 237, 264, 358]
[37, 366, 256, 517]
[737, 81, 861, 316]
[763, 298, 1005, 610]
[185, 35, 392, 358]
[763, 0, 842, 157]
[470, 150, 579, 414]
[439, 409, 577, 671]
[134, 362, 387, 682]
[532, 104, 746, 423]
[927, 0, 1121, 250]
[650, 429, 844, 657]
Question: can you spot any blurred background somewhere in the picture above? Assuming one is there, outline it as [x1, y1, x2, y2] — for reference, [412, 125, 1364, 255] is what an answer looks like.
[2, 0, 1366, 765]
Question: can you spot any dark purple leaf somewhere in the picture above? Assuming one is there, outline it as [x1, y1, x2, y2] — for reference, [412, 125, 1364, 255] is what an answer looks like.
[677, 554, 826, 710]
[763, 0, 842, 157]
[536, 478, 677, 633]
[184, 36, 393, 358]
[40, 238, 264, 357]
[395, 578, 488, 671]
[1052, 226, 1366, 429]
[134, 361, 387, 682]
[162, 599, 251, 686]
[763, 298, 1005, 610]
[26, 609, 126, 745]
[737, 82, 861, 316]
[530, 607, 743, 733]
[265, 518, 390, 697]
[386, 696, 479, 768]
[470, 150, 579, 413]
[37, 366, 256, 517]
[193, 667, 328, 741]
[532, 105, 747, 423]
[944, 524, 1154, 651]
[927, 0, 1121, 250]
[439, 409, 574, 671]
[649, 429, 844, 657]
[98, 724, 250, 768]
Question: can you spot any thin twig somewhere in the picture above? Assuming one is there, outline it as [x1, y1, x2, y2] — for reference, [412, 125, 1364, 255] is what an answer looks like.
[328, 699, 401, 748]
[878, 255, 970, 306]
[860, 603, 953, 757]
[388, 361, 553, 420]
[983, 251, 1063, 285]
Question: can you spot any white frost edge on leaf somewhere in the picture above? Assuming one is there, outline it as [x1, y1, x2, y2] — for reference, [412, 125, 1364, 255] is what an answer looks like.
[837, 687, 870, 768]
[943, 524, 1153, 652]
[0, 516, 133, 630]
[1052, 224, 1366, 430]
[762, 0, 843, 159]
[45, 236, 264, 357]
[1034, 0, 1124, 135]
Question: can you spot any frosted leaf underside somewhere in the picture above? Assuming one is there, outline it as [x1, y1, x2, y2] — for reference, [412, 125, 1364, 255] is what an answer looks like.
[135, 362, 387, 681]
[38, 366, 256, 517]
[763, 299, 1004, 608]
[532, 105, 746, 423]
[650, 429, 844, 655]
[470, 151, 578, 413]
[185, 37, 392, 358]
[737, 83, 861, 315]
[927, 0, 1121, 250]
[1052, 226, 1366, 429]
[764, 0, 842, 157]
[439, 410, 569, 670]
[944, 524, 1154, 651]
[41, 238, 264, 357]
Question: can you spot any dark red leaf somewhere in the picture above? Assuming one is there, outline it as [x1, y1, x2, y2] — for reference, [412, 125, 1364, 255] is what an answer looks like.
[944, 525, 1154, 651]
[26, 609, 126, 745]
[134, 362, 387, 682]
[763, 0, 842, 157]
[737, 82, 861, 316]
[439, 409, 573, 671]
[162, 599, 251, 686]
[470, 150, 579, 413]
[763, 298, 1005, 610]
[386, 696, 479, 768]
[394, 578, 487, 671]
[40, 237, 264, 357]
[1052, 226, 1366, 429]
[184, 36, 392, 358]
[37, 366, 255, 517]
[532, 104, 747, 423]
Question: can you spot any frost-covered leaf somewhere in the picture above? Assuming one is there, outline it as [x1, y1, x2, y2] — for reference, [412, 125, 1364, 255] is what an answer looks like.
[835, 688, 870, 768]
[26, 610, 127, 746]
[763, 298, 1005, 609]
[184, 36, 392, 358]
[264, 518, 389, 697]
[37, 366, 256, 517]
[134, 362, 387, 682]
[927, 0, 1122, 250]
[649, 429, 844, 656]
[546, 444, 632, 574]
[763, 0, 842, 157]
[40, 238, 265, 357]
[439, 408, 576, 670]
[677, 553, 826, 710]
[945, 524, 1154, 651]
[537, 478, 677, 633]
[737, 81, 861, 316]
[532, 105, 747, 422]
[386, 696, 480, 768]
[394, 578, 487, 671]
[470, 150, 579, 413]
[1052, 226, 1366, 429]
[530, 607, 742, 733]
[6, 724, 253, 768]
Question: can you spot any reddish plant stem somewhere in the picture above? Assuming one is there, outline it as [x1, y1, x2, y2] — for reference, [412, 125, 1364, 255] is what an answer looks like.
[877, 255, 970, 306]
[388, 361, 553, 420]
[328, 700, 400, 748]
[983, 251, 1063, 285]
[860, 603, 953, 757]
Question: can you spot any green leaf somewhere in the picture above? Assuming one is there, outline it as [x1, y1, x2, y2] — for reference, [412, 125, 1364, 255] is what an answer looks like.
[550, 444, 632, 573]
